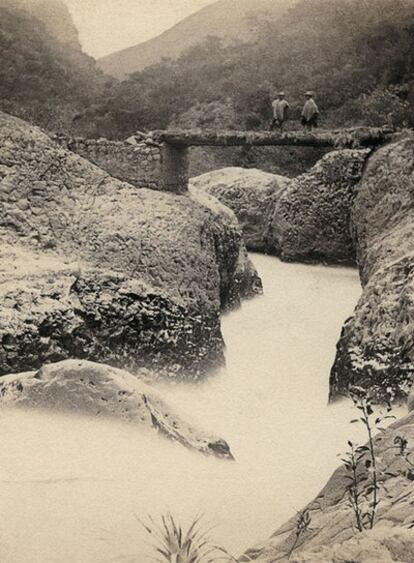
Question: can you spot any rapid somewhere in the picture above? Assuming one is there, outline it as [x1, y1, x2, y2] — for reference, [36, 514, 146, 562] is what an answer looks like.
[1, 255, 388, 562]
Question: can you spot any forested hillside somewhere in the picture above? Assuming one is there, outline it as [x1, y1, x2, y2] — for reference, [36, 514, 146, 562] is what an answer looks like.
[95, 0, 414, 138]
[0, 0, 107, 131]
[1, 0, 413, 142]
[98, 0, 295, 79]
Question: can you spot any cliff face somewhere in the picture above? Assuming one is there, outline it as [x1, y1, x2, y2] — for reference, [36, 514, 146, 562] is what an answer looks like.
[0, 111, 260, 378]
[330, 135, 414, 402]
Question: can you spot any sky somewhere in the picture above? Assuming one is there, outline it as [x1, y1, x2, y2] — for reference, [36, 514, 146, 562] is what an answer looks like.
[65, 0, 218, 59]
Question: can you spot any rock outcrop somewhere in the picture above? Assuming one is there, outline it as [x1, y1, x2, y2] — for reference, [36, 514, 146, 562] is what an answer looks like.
[271, 149, 370, 263]
[330, 135, 414, 401]
[0, 359, 233, 459]
[193, 149, 370, 263]
[242, 407, 414, 562]
[191, 168, 289, 251]
[289, 528, 414, 563]
[0, 111, 260, 378]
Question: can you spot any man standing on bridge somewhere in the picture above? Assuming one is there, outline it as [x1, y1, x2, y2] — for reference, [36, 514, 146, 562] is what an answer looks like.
[301, 91, 320, 130]
[270, 92, 290, 130]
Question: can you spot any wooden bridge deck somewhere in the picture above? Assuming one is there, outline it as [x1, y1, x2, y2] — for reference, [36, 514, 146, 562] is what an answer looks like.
[151, 127, 393, 148]
[147, 126, 394, 193]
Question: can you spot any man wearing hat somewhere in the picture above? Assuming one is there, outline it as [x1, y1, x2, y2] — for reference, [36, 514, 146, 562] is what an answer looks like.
[301, 91, 320, 130]
[270, 92, 290, 130]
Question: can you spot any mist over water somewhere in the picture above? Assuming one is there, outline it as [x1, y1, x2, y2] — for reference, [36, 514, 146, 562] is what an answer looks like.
[1, 255, 395, 562]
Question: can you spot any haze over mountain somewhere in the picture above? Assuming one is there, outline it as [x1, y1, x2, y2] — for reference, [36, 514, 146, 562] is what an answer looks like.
[65, 0, 217, 59]
[2, 0, 80, 48]
[0, 0, 105, 131]
[98, 0, 296, 79]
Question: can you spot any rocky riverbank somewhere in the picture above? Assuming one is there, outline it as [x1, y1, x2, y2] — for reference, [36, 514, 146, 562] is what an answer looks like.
[218, 133, 414, 562]
[0, 111, 261, 379]
[194, 133, 414, 402]
[242, 394, 414, 562]
[330, 134, 414, 402]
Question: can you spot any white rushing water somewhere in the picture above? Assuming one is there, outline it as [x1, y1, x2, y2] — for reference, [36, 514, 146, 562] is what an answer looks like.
[1, 254, 394, 563]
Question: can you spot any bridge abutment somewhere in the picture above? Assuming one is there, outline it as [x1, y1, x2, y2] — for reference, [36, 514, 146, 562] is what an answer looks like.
[160, 143, 189, 194]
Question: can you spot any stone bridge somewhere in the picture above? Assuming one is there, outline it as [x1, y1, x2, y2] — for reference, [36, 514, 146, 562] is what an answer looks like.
[58, 127, 393, 194]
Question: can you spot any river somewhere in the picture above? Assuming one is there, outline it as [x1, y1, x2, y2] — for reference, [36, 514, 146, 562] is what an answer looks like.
[0, 255, 384, 562]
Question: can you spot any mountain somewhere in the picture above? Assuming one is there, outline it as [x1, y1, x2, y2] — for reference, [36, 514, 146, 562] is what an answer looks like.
[0, 0, 106, 132]
[12, 0, 81, 49]
[98, 0, 295, 79]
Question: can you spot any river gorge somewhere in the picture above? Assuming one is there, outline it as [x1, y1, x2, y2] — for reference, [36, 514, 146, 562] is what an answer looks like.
[2, 254, 397, 563]
[1, 109, 413, 562]
[1, 0, 414, 558]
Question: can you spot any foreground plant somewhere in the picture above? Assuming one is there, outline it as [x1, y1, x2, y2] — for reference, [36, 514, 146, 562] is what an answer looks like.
[341, 440, 366, 532]
[139, 513, 237, 562]
[287, 509, 313, 560]
[342, 387, 395, 531]
[393, 435, 414, 479]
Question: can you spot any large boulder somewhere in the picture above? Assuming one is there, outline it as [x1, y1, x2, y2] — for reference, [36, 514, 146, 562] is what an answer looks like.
[330, 135, 414, 401]
[0, 112, 261, 378]
[270, 148, 370, 263]
[241, 408, 414, 561]
[192, 150, 370, 264]
[0, 359, 233, 459]
[352, 134, 414, 285]
[191, 167, 289, 252]
[0, 243, 226, 377]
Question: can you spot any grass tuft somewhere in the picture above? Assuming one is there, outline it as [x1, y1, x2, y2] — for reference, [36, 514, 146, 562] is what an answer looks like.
[138, 512, 237, 562]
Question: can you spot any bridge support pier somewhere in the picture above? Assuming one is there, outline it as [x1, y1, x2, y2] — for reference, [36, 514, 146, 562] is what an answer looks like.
[161, 143, 189, 194]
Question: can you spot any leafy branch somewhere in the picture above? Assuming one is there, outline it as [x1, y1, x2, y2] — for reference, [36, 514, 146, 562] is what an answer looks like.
[287, 509, 313, 560]
[342, 387, 396, 531]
